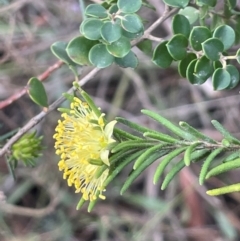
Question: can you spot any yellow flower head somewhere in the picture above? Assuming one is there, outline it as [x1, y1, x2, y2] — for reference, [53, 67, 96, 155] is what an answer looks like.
[53, 97, 117, 201]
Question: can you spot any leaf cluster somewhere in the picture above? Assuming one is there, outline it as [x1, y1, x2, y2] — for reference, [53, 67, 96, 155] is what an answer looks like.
[77, 109, 240, 211]
[153, 0, 240, 90]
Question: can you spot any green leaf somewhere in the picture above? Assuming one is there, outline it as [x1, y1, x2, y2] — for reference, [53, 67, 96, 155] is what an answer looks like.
[162, 150, 209, 190]
[109, 4, 119, 14]
[213, 25, 235, 50]
[154, 147, 187, 184]
[27, 77, 48, 107]
[196, 0, 217, 7]
[122, 28, 143, 39]
[161, 159, 185, 190]
[152, 41, 173, 68]
[101, 21, 122, 43]
[212, 68, 231, 90]
[115, 117, 152, 133]
[172, 14, 190, 37]
[189, 26, 211, 51]
[194, 56, 214, 81]
[199, 148, 224, 185]
[179, 7, 199, 24]
[225, 65, 240, 89]
[121, 151, 168, 194]
[114, 50, 138, 68]
[224, 151, 240, 162]
[114, 128, 141, 140]
[76, 197, 86, 210]
[179, 121, 217, 143]
[89, 44, 114, 68]
[211, 120, 240, 144]
[51, 41, 77, 66]
[143, 132, 178, 143]
[66, 36, 98, 65]
[184, 142, 202, 166]
[142, 0, 156, 10]
[104, 150, 145, 187]
[85, 4, 108, 18]
[112, 140, 153, 154]
[226, 0, 236, 9]
[199, 5, 208, 19]
[213, 61, 222, 70]
[186, 59, 206, 85]
[117, 0, 142, 13]
[121, 14, 143, 33]
[178, 53, 197, 78]
[106, 36, 131, 58]
[163, 0, 189, 8]
[202, 38, 224, 61]
[142, 109, 195, 141]
[206, 158, 240, 179]
[137, 39, 152, 55]
[81, 90, 102, 118]
[81, 19, 103, 40]
[207, 183, 240, 196]
[134, 143, 168, 169]
[166, 34, 188, 60]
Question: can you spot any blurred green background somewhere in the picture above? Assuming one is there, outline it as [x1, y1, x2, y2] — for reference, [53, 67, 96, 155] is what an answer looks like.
[1, 1, 240, 240]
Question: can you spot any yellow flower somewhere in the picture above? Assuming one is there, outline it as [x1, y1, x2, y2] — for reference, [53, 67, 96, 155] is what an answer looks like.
[53, 97, 117, 201]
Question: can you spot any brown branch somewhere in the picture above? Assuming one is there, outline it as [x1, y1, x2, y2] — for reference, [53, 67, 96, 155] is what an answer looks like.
[0, 196, 58, 218]
[0, 60, 64, 109]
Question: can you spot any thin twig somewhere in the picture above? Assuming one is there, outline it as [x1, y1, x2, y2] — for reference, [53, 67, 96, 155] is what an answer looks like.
[131, 6, 178, 46]
[0, 195, 58, 217]
[0, 60, 64, 109]
[0, 68, 100, 157]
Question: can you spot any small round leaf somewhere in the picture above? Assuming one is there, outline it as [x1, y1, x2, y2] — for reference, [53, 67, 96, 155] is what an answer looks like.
[196, 0, 217, 7]
[213, 25, 235, 50]
[122, 28, 143, 39]
[179, 7, 199, 24]
[152, 41, 173, 68]
[106, 36, 131, 58]
[28, 77, 48, 107]
[189, 26, 211, 51]
[163, 0, 189, 8]
[178, 53, 197, 78]
[109, 4, 119, 14]
[81, 19, 103, 40]
[186, 59, 206, 85]
[121, 14, 143, 33]
[166, 34, 188, 60]
[202, 38, 224, 61]
[66, 36, 98, 65]
[114, 51, 138, 68]
[51, 41, 77, 66]
[89, 44, 114, 68]
[117, 0, 142, 13]
[195, 56, 214, 81]
[101, 21, 122, 43]
[212, 68, 231, 90]
[213, 61, 222, 70]
[227, 0, 237, 9]
[137, 39, 152, 55]
[85, 4, 108, 18]
[172, 14, 190, 37]
[226, 65, 240, 89]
